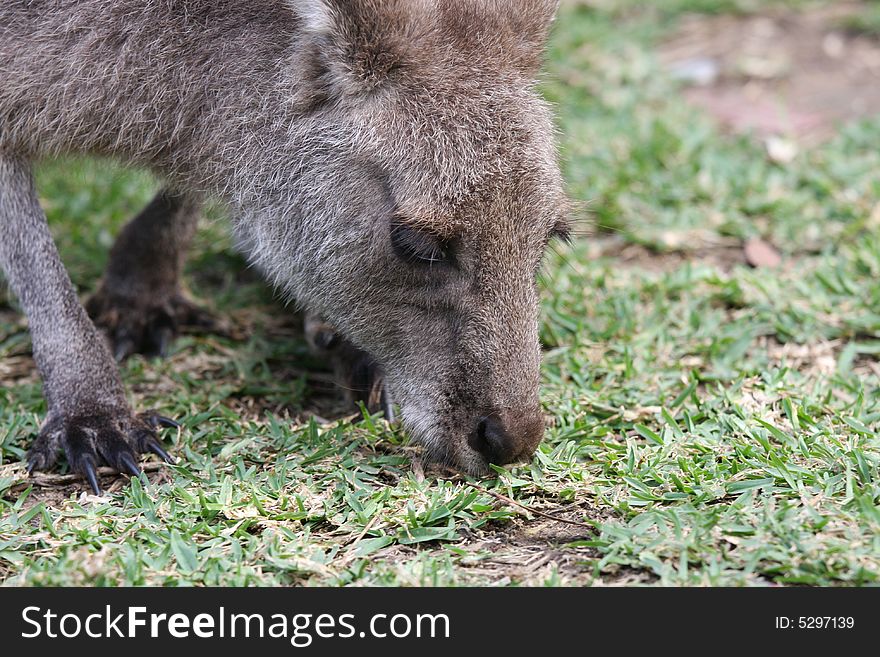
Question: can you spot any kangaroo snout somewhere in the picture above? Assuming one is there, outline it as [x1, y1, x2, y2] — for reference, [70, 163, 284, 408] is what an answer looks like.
[469, 408, 545, 467]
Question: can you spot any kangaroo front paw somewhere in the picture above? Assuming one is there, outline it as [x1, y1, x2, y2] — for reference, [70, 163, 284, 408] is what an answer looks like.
[304, 313, 394, 420]
[27, 410, 179, 495]
[86, 288, 219, 361]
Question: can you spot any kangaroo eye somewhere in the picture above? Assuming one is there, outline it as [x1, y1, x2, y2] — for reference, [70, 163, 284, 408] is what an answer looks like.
[390, 219, 450, 266]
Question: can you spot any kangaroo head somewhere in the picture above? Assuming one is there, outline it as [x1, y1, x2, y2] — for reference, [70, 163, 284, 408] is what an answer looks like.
[243, 0, 568, 473]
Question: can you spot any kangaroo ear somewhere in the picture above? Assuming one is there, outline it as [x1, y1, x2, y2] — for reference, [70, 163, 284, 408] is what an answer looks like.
[439, 0, 559, 76]
[292, 0, 431, 96]
[290, 0, 557, 98]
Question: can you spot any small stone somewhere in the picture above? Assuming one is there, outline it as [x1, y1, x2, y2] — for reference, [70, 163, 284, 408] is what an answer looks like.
[765, 136, 798, 164]
[667, 57, 720, 87]
[738, 53, 790, 80]
[822, 32, 845, 59]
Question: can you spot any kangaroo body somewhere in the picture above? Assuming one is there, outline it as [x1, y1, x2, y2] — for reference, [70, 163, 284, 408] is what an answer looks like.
[0, 0, 567, 492]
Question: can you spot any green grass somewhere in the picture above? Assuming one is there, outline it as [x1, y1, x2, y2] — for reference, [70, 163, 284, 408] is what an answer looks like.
[2, 0, 880, 586]
[838, 0, 880, 36]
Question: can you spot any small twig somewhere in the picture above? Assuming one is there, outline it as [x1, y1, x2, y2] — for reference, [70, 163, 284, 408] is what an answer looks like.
[466, 481, 594, 530]
[430, 465, 593, 530]
[339, 514, 381, 565]
[411, 457, 425, 483]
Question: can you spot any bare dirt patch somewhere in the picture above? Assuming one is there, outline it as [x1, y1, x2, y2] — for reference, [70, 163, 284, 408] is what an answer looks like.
[586, 234, 749, 273]
[762, 337, 840, 377]
[449, 500, 657, 585]
[661, 2, 880, 143]
[460, 505, 598, 585]
[365, 500, 633, 586]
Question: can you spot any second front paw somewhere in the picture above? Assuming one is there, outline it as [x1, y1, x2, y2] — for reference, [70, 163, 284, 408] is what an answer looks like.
[304, 313, 394, 420]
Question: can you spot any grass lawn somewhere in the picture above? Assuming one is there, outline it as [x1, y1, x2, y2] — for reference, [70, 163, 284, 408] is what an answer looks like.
[2, 0, 879, 586]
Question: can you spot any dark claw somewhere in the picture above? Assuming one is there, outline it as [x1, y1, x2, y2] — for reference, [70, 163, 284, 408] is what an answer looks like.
[26, 460, 37, 475]
[314, 330, 339, 350]
[146, 438, 176, 464]
[82, 460, 102, 496]
[119, 452, 142, 477]
[152, 325, 174, 359]
[381, 386, 397, 423]
[156, 415, 181, 430]
[114, 338, 136, 362]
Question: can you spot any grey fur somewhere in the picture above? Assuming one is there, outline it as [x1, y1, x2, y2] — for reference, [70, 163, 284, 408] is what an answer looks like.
[0, 0, 567, 482]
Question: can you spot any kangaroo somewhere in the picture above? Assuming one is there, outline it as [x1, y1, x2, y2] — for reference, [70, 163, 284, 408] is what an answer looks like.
[0, 0, 569, 494]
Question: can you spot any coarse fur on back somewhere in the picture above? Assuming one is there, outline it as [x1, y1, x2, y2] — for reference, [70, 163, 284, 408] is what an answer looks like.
[0, 0, 567, 479]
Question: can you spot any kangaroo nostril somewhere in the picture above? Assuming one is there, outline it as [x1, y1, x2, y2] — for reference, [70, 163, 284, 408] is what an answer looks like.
[478, 418, 490, 443]
[469, 416, 516, 465]
[468, 408, 546, 467]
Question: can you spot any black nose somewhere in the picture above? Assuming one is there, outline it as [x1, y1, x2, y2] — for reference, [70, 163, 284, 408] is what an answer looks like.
[469, 416, 522, 465]
[469, 409, 546, 466]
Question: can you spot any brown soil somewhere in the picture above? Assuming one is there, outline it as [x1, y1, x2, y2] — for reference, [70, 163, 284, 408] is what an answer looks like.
[661, 2, 880, 143]
[587, 235, 749, 273]
[369, 499, 644, 586]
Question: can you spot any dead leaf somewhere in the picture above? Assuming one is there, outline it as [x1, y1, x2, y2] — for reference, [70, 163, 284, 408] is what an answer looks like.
[744, 237, 782, 268]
